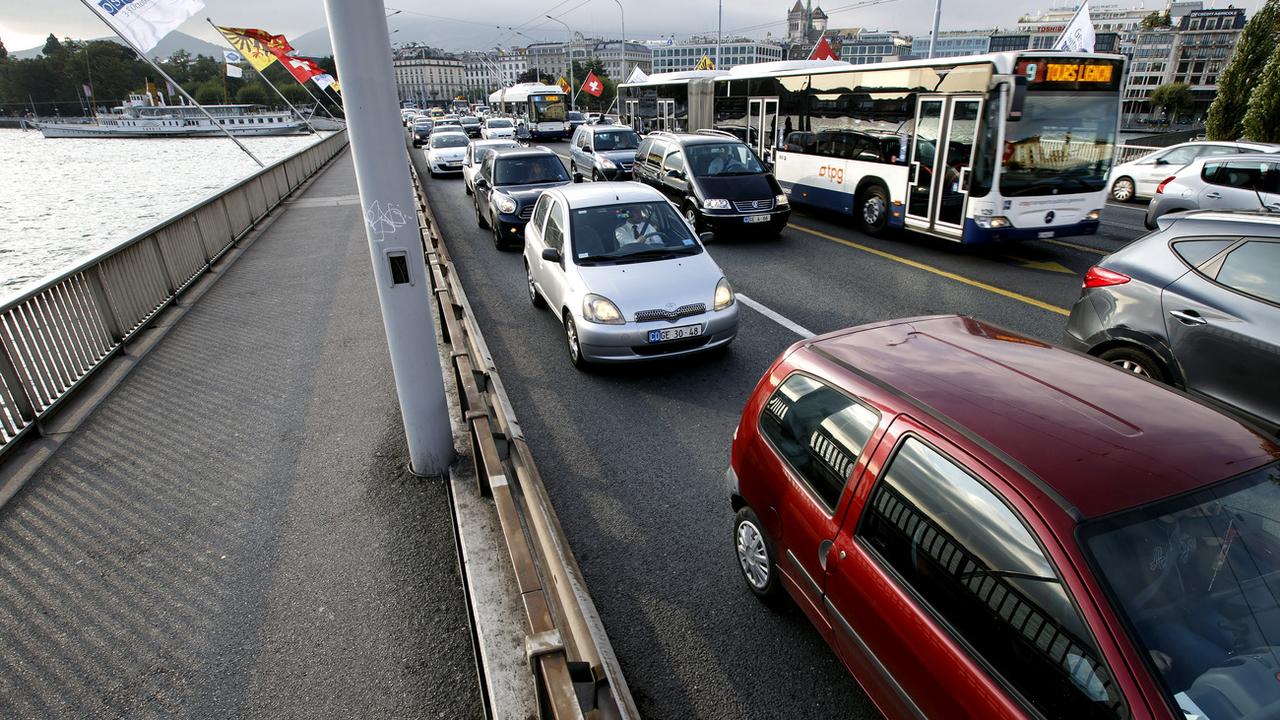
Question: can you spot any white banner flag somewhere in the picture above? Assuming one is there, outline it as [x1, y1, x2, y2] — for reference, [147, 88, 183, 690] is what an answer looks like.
[87, 0, 205, 53]
[225, 63, 243, 78]
[223, 49, 243, 64]
[624, 66, 648, 84]
[1053, 0, 1096, 53]
[312, 73, 335, 90]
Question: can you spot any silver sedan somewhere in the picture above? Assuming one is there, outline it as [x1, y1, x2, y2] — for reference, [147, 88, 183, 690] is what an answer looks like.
[1145, 153, 1280, 228]
[522, 183, 738, 369]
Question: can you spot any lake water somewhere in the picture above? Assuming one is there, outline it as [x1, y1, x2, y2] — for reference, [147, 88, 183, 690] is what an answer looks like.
[0, 129, 332, 302]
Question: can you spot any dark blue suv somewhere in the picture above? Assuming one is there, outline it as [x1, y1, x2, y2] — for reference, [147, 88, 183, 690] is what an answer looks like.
[472, 147, 578, 249]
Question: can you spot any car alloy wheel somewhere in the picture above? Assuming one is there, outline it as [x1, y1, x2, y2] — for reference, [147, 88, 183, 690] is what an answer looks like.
[736, 520, 770, 590]
[526, 263, 544, 308]
[1113, 359, 1149, 376]
[563, 313, 588, 370]
[492, 218, 505, 250]
[1098, 346, 1168, 384]
[1112, 177, 1135, 203]
[684, 205, 702, 235]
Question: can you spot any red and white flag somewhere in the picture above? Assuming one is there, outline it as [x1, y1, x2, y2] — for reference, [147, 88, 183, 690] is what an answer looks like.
[281, 55, 326, 84]
[809, 36, 838, 61]
[580, 71, 604, 97]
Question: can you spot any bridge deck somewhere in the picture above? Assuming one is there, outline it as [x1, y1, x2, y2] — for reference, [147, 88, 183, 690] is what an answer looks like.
[0, 154, 481, 718]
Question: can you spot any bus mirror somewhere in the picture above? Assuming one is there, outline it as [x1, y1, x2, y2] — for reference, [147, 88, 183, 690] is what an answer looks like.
[1008, 76, 1028, 122]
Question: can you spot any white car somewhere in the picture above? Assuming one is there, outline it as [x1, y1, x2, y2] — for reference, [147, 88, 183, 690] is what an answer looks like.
[463, 138, 521, 195]
[481, 117, 516, 140]
[1107, 140, 1279, 203]
[522, 182, 738, 369]
[425, 132, 469, 176]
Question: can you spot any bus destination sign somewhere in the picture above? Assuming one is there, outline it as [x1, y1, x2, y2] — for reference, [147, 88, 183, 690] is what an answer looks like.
[1017, 59, 1120, 89]
[531, 94, 563, 103]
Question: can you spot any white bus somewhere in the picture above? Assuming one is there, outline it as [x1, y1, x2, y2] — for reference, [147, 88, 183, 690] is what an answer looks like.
[487, 83, 570, 139]
[703, 52, 1123, 243]
[618, 70, 726, 134]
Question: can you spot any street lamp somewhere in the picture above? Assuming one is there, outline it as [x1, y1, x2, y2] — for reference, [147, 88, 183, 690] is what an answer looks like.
[612, 0, 626, 81]
[545, 14, 575, 110]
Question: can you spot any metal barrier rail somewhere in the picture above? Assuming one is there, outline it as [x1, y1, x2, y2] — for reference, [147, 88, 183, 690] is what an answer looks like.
[0, 131, 350, 456]
[411, 167, 638, 720]
[1115, 143, 1161, 164]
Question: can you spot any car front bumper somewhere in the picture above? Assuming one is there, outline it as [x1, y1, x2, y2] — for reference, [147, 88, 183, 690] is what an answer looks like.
[701, 208, 791, 233]
[429, 159, 464, 173]
[576, 305, 739, 362]
[494, 213, 529, 242]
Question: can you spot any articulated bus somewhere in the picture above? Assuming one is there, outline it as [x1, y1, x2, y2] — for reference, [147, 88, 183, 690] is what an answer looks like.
[618, 70, 725, 134]
[633, 52, 1124, 244]
[487, 83, 571, 139]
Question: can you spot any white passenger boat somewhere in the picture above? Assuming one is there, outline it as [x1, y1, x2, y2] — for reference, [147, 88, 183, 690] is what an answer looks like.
[36, 92, 311, 138]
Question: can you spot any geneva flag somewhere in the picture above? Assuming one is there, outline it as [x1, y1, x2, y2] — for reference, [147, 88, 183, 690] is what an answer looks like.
[90, 0, 205, 53]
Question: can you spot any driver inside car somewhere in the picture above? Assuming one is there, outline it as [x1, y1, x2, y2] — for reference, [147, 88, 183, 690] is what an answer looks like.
[614, 206, 665, 247]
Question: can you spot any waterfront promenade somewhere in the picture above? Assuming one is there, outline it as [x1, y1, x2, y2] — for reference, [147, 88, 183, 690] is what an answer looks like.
[0, 153, 482, 718]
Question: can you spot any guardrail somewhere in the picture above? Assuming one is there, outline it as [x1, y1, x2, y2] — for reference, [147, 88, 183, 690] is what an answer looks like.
[1116, 143, 1161, 164]
[411, 166, 638, 720]
[0, 131, 349, 456]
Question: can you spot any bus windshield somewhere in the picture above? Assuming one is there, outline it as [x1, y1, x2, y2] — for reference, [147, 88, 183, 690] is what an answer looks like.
[1000, 92, 1119, 197]
[531, 94, 567, 123]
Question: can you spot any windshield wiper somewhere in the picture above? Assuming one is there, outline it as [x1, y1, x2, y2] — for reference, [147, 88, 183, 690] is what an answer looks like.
[610, 247, 699, 262]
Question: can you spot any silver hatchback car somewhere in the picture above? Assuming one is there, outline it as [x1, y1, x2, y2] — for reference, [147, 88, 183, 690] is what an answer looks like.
[1146, 154, 1280, 228]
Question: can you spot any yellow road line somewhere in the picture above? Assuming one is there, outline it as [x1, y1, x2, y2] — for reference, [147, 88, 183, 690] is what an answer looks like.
[787, 223, 1072, 317]
[1043, 238, 1108, 256]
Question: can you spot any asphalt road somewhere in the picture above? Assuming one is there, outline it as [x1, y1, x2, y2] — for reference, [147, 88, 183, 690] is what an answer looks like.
[410, 138, 1147, 719]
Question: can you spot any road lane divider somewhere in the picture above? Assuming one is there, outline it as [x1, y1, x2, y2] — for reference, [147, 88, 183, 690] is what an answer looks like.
[1000, 254, 1073, 274]
[787, 222, 1072, 317]
[1043, 238, 1108, 256]
[737, 294, 815, 338]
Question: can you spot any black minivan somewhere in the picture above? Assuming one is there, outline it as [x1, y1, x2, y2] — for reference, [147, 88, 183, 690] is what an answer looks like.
[633, 131, 790, 238]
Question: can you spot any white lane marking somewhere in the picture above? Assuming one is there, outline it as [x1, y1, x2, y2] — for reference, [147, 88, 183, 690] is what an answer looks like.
[737, 294, 815, 338]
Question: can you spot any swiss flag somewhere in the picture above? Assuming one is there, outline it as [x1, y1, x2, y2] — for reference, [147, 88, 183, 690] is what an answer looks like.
[281, 55, 326, 84]
[809, 36, 838, 61]
[580, 71, 604, 97]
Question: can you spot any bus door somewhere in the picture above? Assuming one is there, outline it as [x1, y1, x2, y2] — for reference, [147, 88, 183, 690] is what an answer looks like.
[657, 99, 675, 131]
[905, 95, 983, 238]
[747, 98, 779, 164]
[625, 99, 640, 131]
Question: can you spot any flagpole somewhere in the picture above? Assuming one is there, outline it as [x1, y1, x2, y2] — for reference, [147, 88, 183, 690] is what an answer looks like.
[75, 0, 264, 166]
[207, 18, 318, 134]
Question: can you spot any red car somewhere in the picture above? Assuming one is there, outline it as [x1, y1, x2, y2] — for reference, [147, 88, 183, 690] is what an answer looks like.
[728, 315, 1280, 720]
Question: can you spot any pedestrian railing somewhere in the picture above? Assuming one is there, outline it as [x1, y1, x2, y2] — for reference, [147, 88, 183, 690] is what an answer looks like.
[413, 165, 639, 720]
[0, 131, 349, 457]
[1115, 143, 1161, 164]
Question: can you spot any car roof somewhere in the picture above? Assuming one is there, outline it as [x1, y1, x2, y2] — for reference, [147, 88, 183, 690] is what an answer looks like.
[544, 182, 666, 208]
[490, 147, 560, 160]
[804, 315, 1280, 521]
[471, 138, 519, 146]
[1155, 209, 1280, 232]
[645, 131, 744, 146]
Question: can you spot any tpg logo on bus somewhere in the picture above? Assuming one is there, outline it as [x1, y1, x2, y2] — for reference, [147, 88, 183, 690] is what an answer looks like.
[817, 165, 844, 185]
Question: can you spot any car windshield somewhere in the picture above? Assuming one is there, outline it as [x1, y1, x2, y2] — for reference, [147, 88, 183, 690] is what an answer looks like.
[569, 201, 702, 265]
[687, 142, 766, 176]
[1083, 461, 1280, 718]
[1000, 92, 1119, 196]
[431, 134, 468, 148]
[593, 130, 640, 151]
[494, 156, 569, 185]
[487, 119, 513, 128]
[461, 116, 480, 125]
[568, 111, 584, 121]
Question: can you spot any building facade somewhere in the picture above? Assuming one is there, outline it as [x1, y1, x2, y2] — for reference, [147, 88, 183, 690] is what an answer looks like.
[650, 38, 784, 73]
[463, 51, 528, 98]
[591, 40, 652, 81]
[393, 53, 465, 107]
[837, 30, 911, 65]
[909, 31, 991, 58]
[1171, 7, 1246, 119]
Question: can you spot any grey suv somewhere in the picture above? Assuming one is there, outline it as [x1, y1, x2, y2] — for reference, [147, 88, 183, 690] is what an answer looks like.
[1063, 210, 1280, 434]
[1145, 153, 1280, 228]
[568, 125, 641, 181]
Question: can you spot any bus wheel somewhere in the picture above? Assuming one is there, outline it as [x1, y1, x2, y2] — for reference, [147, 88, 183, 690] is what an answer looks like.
[857, 185, 890, 236]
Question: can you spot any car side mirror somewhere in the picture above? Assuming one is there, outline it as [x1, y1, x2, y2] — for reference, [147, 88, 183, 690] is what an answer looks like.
[1155, 158, 1170, 166]
[475, 177, 488, 189]
[583, 146, 593, 154]
[573, 172, 584, 183]
[699, 231, 714, 245]
[541, 247, 562, 263]
[666, 169, 684, 179]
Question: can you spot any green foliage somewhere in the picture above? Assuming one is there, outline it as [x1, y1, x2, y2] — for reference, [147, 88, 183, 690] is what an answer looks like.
[280, 82, 310, 105]
[1207, 0, 1280, 140]
[1150, 82, 1193, 124]
[570, 59, 615, 112]
[193, 80, 225, 105]
[1243, 42, 1280, 142]
[517, 68, 553, 85]
[235, 83, 269, 106]
[0, 36, 8, 61]
[42, 34, 61, 57]
[1140, 10, 1172, 30]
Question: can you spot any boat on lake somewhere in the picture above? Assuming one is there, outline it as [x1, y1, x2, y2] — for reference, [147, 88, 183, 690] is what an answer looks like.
[35, 92, 312, 139]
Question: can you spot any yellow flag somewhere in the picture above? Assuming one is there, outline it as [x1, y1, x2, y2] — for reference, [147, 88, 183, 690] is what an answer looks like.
[215, 25, 279, 73]
[695, 54, 716, 70]
[330, 80, 341, 93]
[557, 76, 571, 94]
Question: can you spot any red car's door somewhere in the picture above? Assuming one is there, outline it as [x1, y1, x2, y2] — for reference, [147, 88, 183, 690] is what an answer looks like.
[822, 416, 1131, 720]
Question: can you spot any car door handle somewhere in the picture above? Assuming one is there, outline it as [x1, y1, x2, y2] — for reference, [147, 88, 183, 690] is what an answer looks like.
[818, 539, 833, 571]
[1204, 192, 1223, 199]
[1170, 309, 1209, 325]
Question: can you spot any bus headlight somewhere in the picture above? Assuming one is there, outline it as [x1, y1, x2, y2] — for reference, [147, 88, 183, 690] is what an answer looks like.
[703, 199, 731, 210]
[974, 215, 1010, 229]
[1085, 208, 1102, 221]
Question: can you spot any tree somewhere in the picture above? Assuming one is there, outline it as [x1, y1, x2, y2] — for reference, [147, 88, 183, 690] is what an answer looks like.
[1150, 82, 1193, 125]
[1140, 10, 1172, 30]
[194, 80, 224, 105]
[280, 82, 311, 105]
[517, 68, 552, 85]
[1206, 0, 1280, 140]
[164, 49, 194, 84]
[1243, 42, 1280, 142]
[0, 36, 8, 61]
[42, 34, 61, 57]
[235, 83, 268, 106]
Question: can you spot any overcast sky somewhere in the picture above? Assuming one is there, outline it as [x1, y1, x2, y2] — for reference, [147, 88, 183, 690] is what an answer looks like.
[1, 0, 1264, 55]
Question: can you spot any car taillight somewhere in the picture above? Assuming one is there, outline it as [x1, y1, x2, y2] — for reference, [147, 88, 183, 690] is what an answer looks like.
[1083, 265, 1131, 289]
[1155, 176, 1178, 194]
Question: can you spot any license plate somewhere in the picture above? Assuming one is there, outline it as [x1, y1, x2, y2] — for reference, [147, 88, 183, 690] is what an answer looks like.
[647, 324, 702, 343]
[744, 214, 770, 224]
[1037, 230, 1054, 238]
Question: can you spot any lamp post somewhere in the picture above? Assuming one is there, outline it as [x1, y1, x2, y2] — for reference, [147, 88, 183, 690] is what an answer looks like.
[545, 14, 575, 110]
[612, 0, 626, 80]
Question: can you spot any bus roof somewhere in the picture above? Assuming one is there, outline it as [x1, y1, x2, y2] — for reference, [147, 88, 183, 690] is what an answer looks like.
[714, 50, 1125, 82]
[619, 69, 727, 88]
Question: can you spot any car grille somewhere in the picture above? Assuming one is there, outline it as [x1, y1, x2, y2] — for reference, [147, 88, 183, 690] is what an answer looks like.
[733, 198, 775, 213]
[631, 336, 711, 356]
[518, 205, 535, 221]
[634, 303, 706, 323]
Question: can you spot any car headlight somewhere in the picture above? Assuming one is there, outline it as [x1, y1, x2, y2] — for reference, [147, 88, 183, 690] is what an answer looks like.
[703, 199, 731, 210]
[714, 277, 735, 311]
[1085, 208, 1101, 221]
[598, 157, 617, 171]
[495, 194, 518, 215]
[973, 215, 1010, 229]
[582, 293, 624, 324]
[775, 193, 789, 206]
